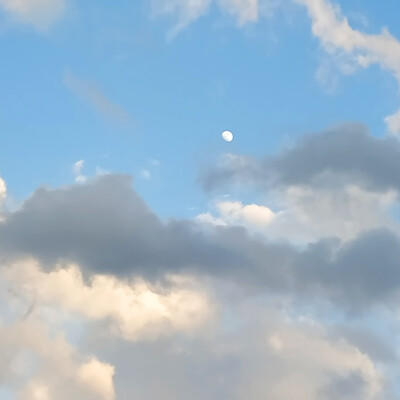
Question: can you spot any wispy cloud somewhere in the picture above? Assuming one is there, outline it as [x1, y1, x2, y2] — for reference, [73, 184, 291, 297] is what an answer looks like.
[151, 0, 263, 40]
[0, 0, 65, 30]
[294, 0, 400, 135]
[63, 71, 132, 124]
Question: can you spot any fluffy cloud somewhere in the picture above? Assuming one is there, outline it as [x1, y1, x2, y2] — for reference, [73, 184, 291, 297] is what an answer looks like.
[197, 200, 275, 229]
[199, 185, 397, 243]
[0, 174, 246, 278]
[201, 125, 400, 242]
[2, 173, 400, 309]
[0, 169, 399, 397]
[90, 300, 384, 400]
[2, 260, 213, 341]
[0, 0, 65, 30]
[0, 318, 115, 400]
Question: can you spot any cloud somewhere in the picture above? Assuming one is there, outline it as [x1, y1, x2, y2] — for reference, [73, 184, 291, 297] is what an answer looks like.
[197, 200, 275, 231]
[200, 124, 400, 240]
[0, 174, 249, 278]
[73, 160, 86, 183]
[0, 176, 6, 205]
[199, 185, 397, 243]
[91, 300, 383, 400]
[0, 172, 399, 397]
[0, 0, 65, 30]
[293, 0, 400, 135]
[217, 0, 259, 25]
[0, 318, 115, 400]
[2, 174, 400, 309]
[2, 260, 213, 341]
[202, 124, 400, 193]
[63, 72, 132, 124]
[151, 0, 212, 40]
[151, 0, 263, 39]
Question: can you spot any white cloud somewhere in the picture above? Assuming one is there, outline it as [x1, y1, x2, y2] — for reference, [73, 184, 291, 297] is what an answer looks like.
[217, 200, 275, 226]
[198, 185, 398, 243]
[294, 0, 400, 135]
[77, 358, 116, 400]
[385, 109, 400, 136]
[2, 260, 214, 341]
[151, 0, 262, 39]
[0, 0, 65, 30]
[73, 160, 86, 183]
[217, 0, 258, 25]
[0, 319, 115, 400]
[151, 0, 212, 40]
[261, 324, 382, 399]
[0, 176, 6, 205]
[197, 200, 275, 232]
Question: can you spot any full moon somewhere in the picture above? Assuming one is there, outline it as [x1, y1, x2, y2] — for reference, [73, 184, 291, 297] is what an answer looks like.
[222, 130, 234, 142]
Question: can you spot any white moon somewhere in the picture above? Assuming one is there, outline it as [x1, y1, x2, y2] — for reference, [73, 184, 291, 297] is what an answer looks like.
[222, 130, 234, 142]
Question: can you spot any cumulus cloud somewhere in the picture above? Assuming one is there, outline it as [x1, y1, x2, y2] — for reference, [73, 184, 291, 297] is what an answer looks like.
[2, 173, 400, 309]
[200, 124, 400, 242]
[0, 0, 65, 30]
[91, 301, 384, 400]
[197, 200, 275, 232]
[293, 0, 400, 135]
[0, 169, 399, 397]
[2, 260, 213, 341]
[0, 318, 115, 400]
[199, 185, 397, 243]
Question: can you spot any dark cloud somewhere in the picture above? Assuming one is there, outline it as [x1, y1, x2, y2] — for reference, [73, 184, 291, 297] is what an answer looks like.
[201, 123, 400, 192]
[1, 174, 400, 308]
[0, 175, 245, 278]
[296, 229, 400, 306]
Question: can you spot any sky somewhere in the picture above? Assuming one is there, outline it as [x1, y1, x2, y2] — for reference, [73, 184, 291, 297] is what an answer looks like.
[2, 0, 400, 399]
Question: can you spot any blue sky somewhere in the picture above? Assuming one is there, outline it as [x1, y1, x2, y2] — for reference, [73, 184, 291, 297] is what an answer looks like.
[2, 1, 400, 399]
[1, 0, 400, 217]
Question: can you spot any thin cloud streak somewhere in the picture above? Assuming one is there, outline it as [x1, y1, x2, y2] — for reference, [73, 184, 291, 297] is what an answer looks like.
[63, 71, 133, 124]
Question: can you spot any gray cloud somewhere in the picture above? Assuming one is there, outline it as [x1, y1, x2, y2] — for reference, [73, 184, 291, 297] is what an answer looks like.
[202, 123, 400, 193]
[0, 175, 245, 279]
[1, 174, 400, 309]
[321, 372, 366, 400]
[86, 300, 383, 400]
[296, 229, 400, 307]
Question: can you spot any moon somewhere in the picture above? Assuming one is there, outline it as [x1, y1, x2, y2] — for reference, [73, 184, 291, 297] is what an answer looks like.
[222, 130, 234, 142]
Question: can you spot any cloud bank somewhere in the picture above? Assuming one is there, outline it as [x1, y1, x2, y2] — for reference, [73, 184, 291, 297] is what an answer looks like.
[2, 121, 400, 396]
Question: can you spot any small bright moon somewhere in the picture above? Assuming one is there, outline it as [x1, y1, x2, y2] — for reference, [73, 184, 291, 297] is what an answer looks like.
[222, 130, 234, 142]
